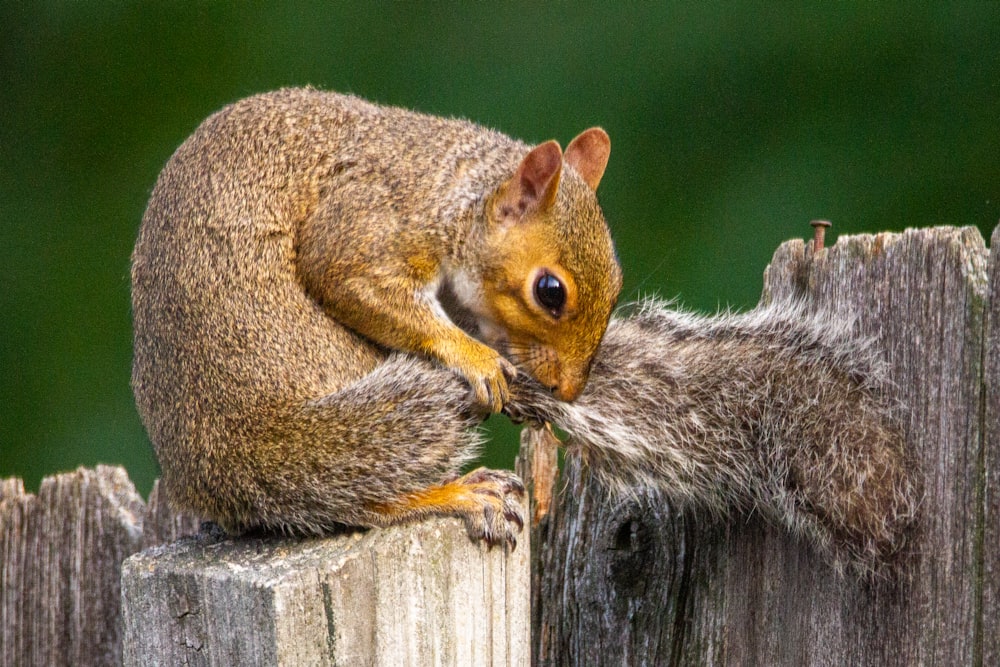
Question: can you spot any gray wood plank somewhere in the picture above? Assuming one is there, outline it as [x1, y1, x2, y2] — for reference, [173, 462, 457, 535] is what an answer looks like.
[980, 224, 1000, 667]
[122, 515, 530, 667]
[750, 226, 986, 665]
[0, 465, 145, 667]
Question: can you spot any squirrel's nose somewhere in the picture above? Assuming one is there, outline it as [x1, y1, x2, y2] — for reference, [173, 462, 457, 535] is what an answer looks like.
[552, 378, 584, 402]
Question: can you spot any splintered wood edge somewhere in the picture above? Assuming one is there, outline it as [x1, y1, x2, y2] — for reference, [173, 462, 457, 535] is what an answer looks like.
[516, 422, 560, 525]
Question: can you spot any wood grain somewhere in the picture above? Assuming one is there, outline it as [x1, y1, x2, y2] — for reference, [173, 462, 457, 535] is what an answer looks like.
[0, 466, 145, 667]
[121, 516, 529, 666]
[979, 224, 1000, 667]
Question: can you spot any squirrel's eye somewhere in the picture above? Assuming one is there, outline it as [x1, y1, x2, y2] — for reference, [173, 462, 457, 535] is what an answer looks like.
[534, 272, 566, 317]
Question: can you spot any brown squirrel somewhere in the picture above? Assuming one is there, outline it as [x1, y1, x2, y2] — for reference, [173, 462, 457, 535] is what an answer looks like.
[131, 87, 622, 548]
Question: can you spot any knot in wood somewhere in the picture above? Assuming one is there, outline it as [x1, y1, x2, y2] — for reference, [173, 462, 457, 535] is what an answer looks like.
[608, 515, 657, 594]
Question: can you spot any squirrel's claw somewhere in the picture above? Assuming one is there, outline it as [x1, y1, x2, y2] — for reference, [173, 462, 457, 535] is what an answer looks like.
[456, 467, 525, 550]
[465, 355, 518, 413]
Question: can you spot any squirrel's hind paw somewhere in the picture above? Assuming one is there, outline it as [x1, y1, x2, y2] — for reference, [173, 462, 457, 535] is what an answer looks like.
[455, 467, 526, 550]
[370, 467, 526, 550]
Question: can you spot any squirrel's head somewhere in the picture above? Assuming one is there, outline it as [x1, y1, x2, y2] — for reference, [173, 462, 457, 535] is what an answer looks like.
[478, 129, 622, 402]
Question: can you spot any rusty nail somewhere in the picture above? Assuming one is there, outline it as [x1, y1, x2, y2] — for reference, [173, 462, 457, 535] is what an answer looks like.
[810, 220, 832, 251]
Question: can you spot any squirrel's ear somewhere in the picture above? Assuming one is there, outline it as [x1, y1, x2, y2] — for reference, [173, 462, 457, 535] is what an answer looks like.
[498, 140, 563, 218]
[564, 128, 610, 191]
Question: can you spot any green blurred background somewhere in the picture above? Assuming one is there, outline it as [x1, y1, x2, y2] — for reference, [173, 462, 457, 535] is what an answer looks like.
[3, 3, 999, 497]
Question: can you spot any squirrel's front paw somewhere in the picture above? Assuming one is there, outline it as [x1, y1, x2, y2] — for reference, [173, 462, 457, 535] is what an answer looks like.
[454, 467, 525, 550]
[459, 352, 518, 413]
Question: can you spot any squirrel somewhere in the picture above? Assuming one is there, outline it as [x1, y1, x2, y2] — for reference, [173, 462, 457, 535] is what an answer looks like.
[130, 87, 622, 548]
[508, 300, 919, 575]
[132, 87, 916, 571]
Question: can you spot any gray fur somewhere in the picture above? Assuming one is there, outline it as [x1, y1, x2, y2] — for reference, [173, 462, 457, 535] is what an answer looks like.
[509, 299, 919, 575]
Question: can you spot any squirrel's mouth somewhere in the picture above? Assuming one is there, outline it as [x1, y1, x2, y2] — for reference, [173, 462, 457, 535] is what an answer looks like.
[500, 341, 577, 399]
[490, 340, 552, 398]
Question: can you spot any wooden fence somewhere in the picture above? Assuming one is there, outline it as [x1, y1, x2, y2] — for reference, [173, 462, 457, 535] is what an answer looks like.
[1, 226, 997, 665]
[0, 469, 199, 666]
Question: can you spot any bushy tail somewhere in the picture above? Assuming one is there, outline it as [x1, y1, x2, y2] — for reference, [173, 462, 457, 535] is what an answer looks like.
[510, 300, 919, 575]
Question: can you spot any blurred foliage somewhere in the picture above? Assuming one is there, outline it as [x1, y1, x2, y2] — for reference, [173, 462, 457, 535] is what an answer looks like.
[2, 3, 999, 496]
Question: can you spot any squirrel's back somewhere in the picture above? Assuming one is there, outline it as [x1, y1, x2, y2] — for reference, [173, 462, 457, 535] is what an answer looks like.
[133, 87, 531, 415]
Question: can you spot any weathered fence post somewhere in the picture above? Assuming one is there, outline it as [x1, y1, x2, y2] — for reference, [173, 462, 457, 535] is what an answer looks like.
[1, 466, 144, 666]
[529, 225, 999, 665]
[120, 515, 530, 666]
[2, 465, 527, 667]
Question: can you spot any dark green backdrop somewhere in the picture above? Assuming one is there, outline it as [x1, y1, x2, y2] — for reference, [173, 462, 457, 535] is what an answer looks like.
[3, 3, 999, 496]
